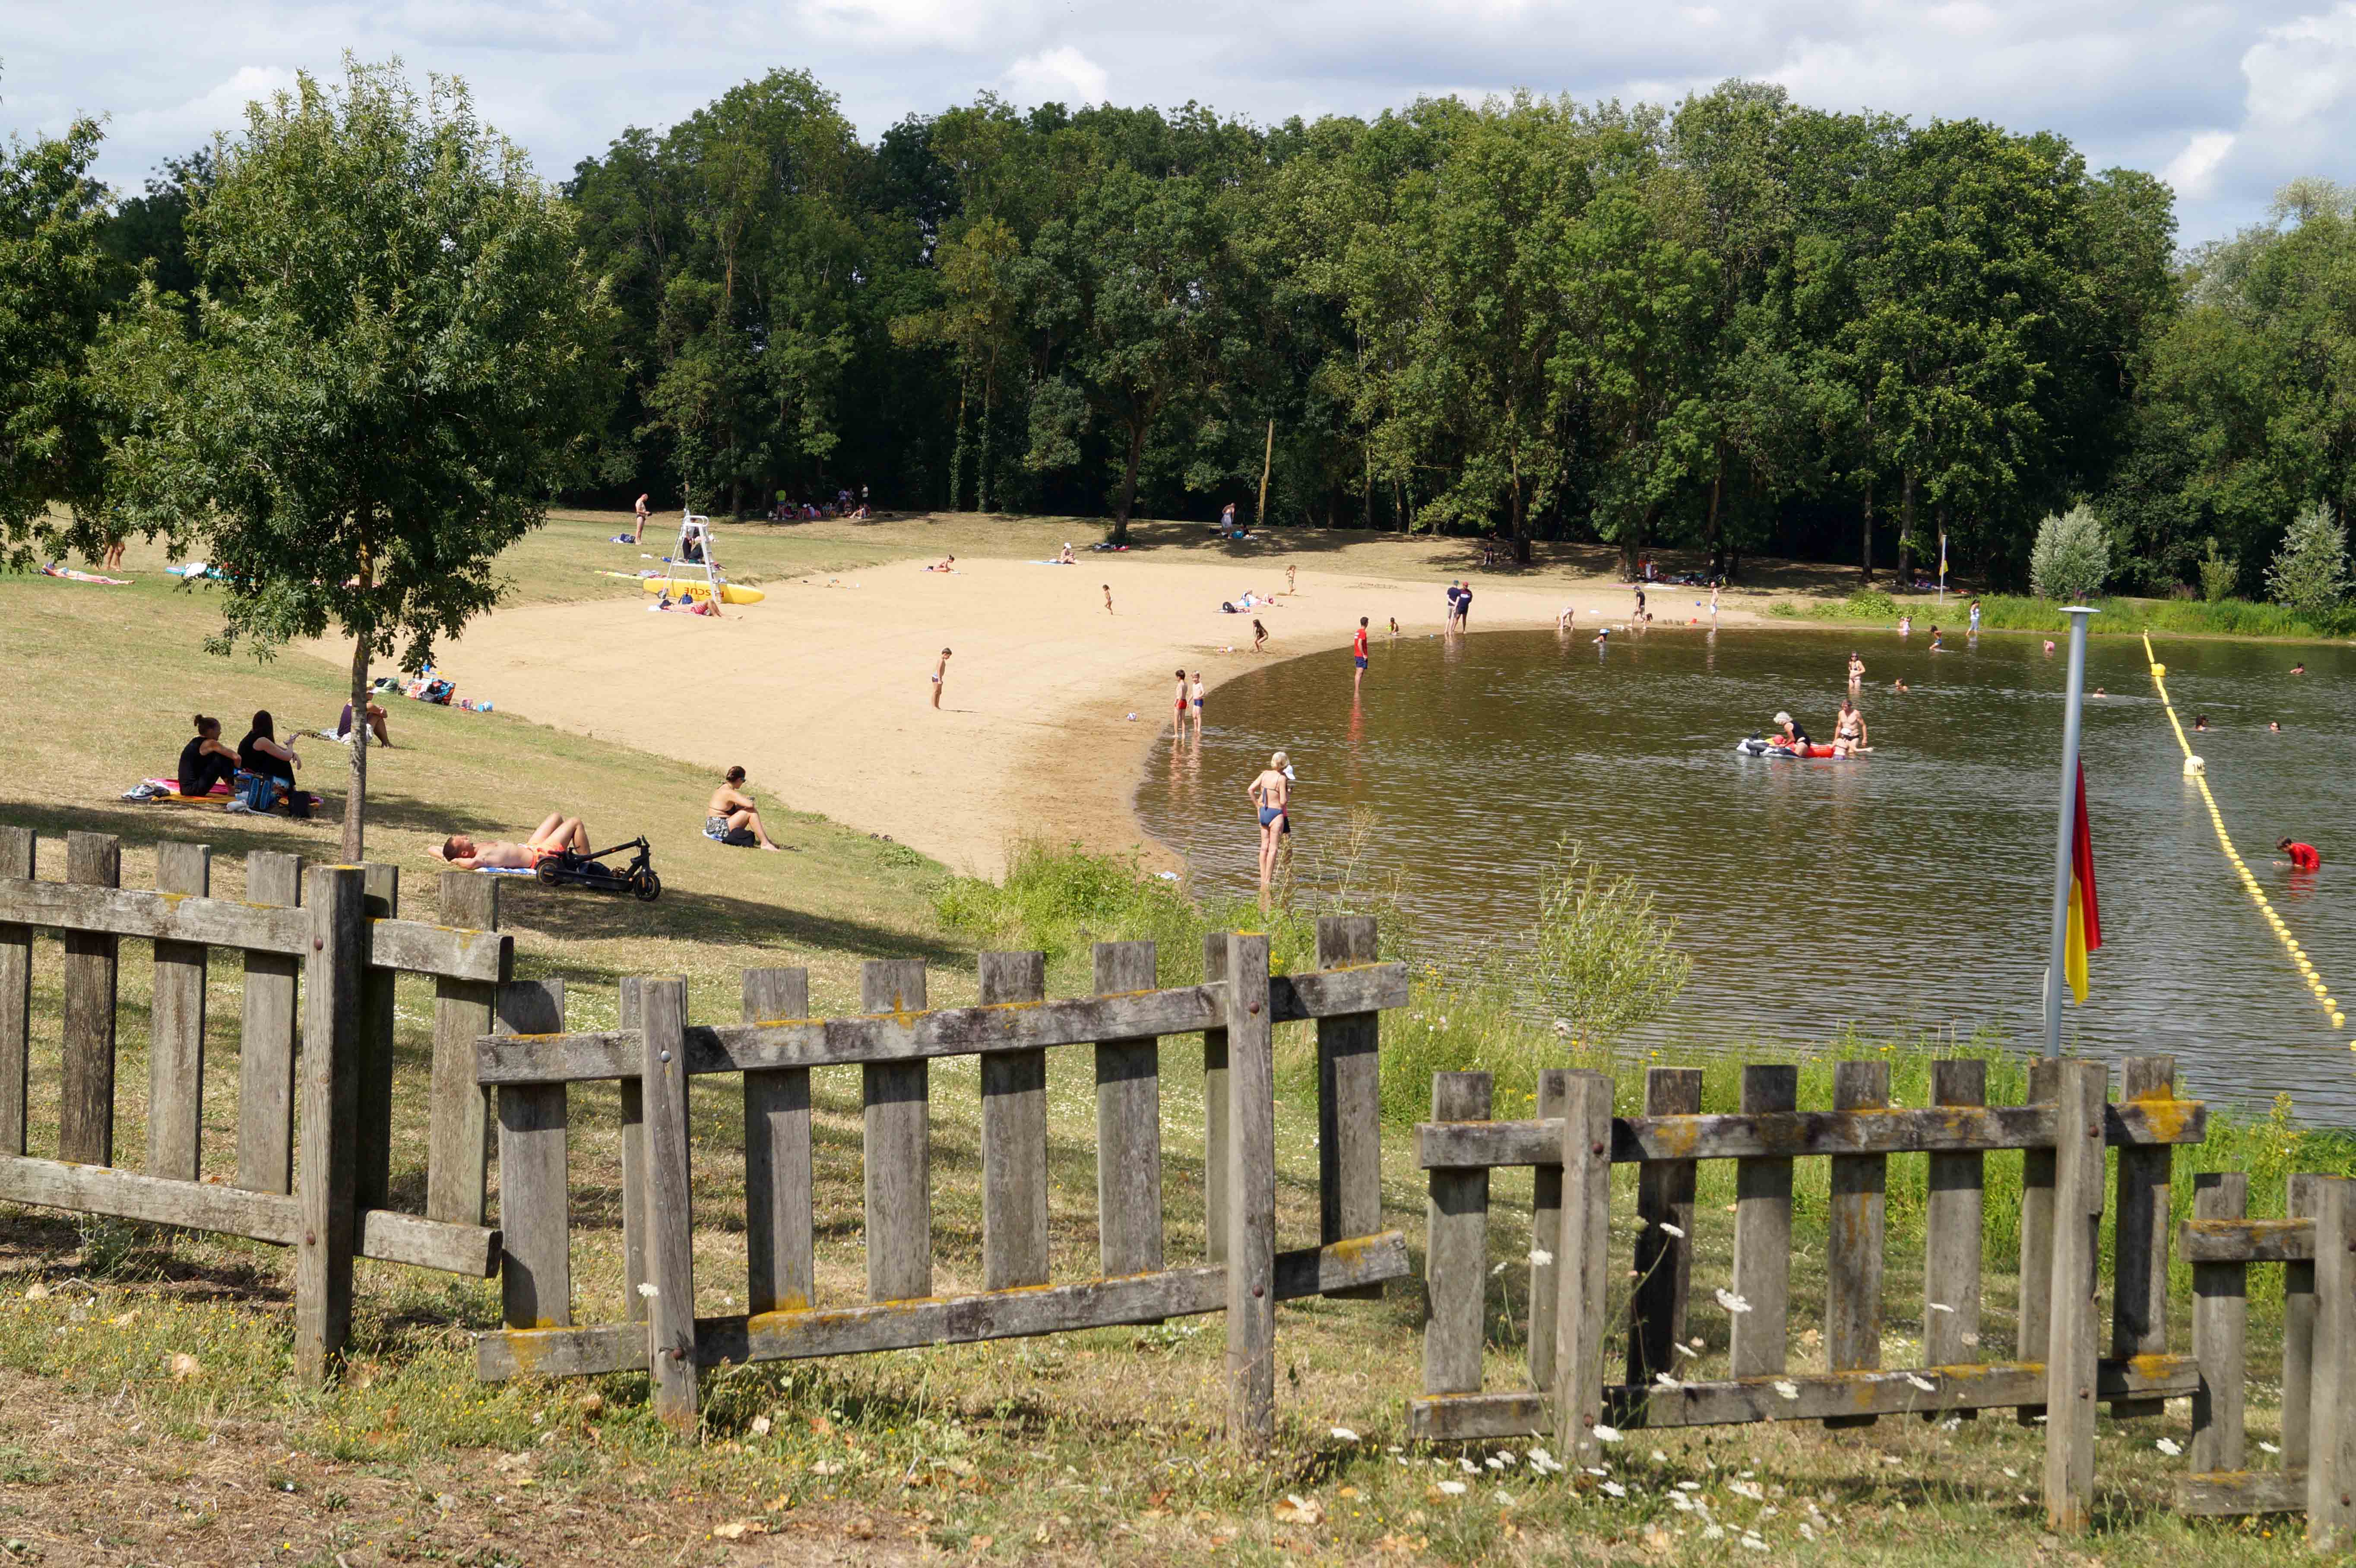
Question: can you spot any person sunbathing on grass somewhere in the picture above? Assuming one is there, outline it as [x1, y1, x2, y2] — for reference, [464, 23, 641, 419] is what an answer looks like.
[431, 813, 590, 870]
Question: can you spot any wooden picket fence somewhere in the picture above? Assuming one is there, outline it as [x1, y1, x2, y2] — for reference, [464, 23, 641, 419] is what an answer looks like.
[469, 920, 1413, 1445]
[1413, 1055, 2212, 1533]
[0, 828, 514, 1378]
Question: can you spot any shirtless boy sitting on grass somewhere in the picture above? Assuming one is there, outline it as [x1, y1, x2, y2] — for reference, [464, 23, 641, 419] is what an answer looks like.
[432, 812, 589, 869]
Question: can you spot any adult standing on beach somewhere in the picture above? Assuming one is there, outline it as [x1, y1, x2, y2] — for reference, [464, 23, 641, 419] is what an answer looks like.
[1709, 582, 1720, 622]
[931, 648, 951, 709]
[631, 493, 650, 542]
[1457, 580, 1473, 630]
[1444, 580, 1462, 631]
[1633, 582, 1647, 623]
[1248, 750, 1293, 911]
[1353, 616, 1370, 692]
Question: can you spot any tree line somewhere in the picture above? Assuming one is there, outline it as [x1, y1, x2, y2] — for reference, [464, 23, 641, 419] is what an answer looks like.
[9, 63, 2356, 601]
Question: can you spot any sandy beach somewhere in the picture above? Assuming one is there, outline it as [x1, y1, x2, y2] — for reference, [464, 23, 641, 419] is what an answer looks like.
[413, 536, 1778, 877]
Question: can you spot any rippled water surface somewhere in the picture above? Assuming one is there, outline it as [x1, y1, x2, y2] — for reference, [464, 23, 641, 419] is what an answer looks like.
[1137, 624, 2356, 1120]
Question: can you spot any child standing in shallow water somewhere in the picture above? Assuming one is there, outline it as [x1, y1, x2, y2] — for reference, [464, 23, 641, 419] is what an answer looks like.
[1190, 671, 1205, 734]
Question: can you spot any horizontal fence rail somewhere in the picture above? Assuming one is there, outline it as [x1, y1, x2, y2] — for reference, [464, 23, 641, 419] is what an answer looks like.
[1411, 1055, 2209, 1538]
[470, 923, 1411, 1448]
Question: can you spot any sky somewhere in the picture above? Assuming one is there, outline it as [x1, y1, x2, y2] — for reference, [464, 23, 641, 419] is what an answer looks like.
[7, 0, 2356, 246]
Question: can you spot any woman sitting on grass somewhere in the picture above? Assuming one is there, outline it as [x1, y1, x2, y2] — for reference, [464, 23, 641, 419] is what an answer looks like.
[176, 715, 241, 797]
[235, 711, 301, 790]
[705, 767, 787, 851]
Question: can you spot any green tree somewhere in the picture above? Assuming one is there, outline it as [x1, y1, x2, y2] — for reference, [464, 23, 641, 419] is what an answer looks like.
[2267, 502, 2350, 616]
[95, 59, 611, 858]
[0, 107, 110, 558]
[2028, 502, 2110, 601]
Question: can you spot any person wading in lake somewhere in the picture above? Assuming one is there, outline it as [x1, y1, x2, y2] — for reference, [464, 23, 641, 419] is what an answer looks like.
[1848, 651, 1865, 687]
[1248, 750, 1293, 912]
[1353, 616, 1370, 692]
[1833, 697, 1868, 756]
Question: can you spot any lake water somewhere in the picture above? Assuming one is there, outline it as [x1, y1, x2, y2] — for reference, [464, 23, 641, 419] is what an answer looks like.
[1137, 623, 2356, 1122]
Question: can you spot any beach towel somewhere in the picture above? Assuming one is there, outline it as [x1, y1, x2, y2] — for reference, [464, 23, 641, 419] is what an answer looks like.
[41, 563, 130, 585]
[609, 534, 639, 544]
[166, 562, 224, 580]
[125, 777, 325, 811]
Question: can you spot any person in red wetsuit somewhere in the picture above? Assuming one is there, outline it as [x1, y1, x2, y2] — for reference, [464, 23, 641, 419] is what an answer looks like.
[2278, 838, 2323, 871]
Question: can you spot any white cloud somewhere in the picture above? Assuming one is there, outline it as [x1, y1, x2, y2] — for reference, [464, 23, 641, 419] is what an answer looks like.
[1003, 45, 1109, 107]
[2166, 130, 2237, 197]
[797, 0, 1036, 50]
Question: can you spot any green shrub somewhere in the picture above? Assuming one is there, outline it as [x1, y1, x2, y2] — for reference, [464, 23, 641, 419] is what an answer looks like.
[2268, 503, 2350, 618]
[2199, 537, 2240, 603]
[1844, 587, 1898, 618]
[2029, 503, 2111, 602]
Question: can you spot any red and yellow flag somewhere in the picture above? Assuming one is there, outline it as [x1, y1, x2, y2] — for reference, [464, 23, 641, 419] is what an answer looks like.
[2064, 762, 2103, 1003]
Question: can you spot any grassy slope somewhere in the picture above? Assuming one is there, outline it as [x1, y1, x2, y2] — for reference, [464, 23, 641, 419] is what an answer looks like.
[0, 519, 2328, 1566]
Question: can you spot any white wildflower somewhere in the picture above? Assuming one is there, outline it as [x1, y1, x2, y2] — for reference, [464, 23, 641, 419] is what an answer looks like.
[1730, 1480, 1765, 1502]
[1593, 1424, 1623, 1444]
[1496, 1451, 1518, 1466]
[636, 1282, 659, 1299]
[1486, 1455, 1507, 1471]
[1602, 1480, 1628, 1498]
[1658, 1222, 1686, 1238]
[1654, 1372, 1683, 1391]
[2156, 1438, 2183, 1457]
[1927, 1301, 1955, 1313]
[1491, 1261, 1509, 1277]
[1676, 1482, 1703, 1492]
[1652, 1450, 1669, 1463]
[1529, 1249, 1554, 1268]
[1495, 1489, 1516, 1507]
[1703, 1524, 1726, 1541]
[1800, 1522, 1817, 1541]
[1740, 1533, 1769, 1552]
[1905, 1374, 1937, 1393]
[1460, 1457, 1480, 1474]
[1715, 1288, 1752, 1315]
[2261, 1441, 2282, 1455]
[1773, 1380, 1800, 1401]
[1437, 1480, 1466, 1496]
[1330, 1427, 1360, 1444]
[1669, 1493, 1695, 1513]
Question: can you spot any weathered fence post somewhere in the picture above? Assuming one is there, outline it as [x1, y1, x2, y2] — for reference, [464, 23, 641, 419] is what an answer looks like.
[1424, 1071, 1492, 1401]
[429, 871, 502, 1224]
[863, 959, 933, 1301]
[1224, 933, 1275, 1451]
[497, 980, 570, 1331]
[743, 967, 815, 1314]
[2311, 1176, 2356, 1552]
[2111, 1056, 2177, 1417]
[978, 952, 1049, 1290]
[1316, 915, 1384, 1298]
[2287, 1172, 2326, 1467]
[1924, 1059, 1986, 1375]
[294, 865, 367, 1385]
[1201, 933, 1229, 1266]
[0, 826, 30, 1157]
[618, 977, 649, 1321]
[58, 831, 120, 1166]
[1628, 1067, 1701, 1391]
[2017, 1057, 2060, 1425]
[356, 864, 400, 1211]
[1529, 1070, 1567, 1391]
[2043, 1057, 2108, 1533]
[1553, 1069, 1614, 1465]
[236, 852, 303, 1193]
[2188, 1170, 2249, 1473]
[1826, 1059, 1890, 1429]
[1095, 941, 1164, 1278]
[148, 841, 212, 1182]
[1731, 1064, 1798, 1379]
[638, 976, 699, 1432]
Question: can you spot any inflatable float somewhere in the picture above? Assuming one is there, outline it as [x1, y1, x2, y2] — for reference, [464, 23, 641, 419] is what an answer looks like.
[1735, 738, 1868, 758]
[641, 576, 766, 605]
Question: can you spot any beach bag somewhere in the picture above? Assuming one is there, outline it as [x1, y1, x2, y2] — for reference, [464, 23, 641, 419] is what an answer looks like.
[238, 774, 277, 814]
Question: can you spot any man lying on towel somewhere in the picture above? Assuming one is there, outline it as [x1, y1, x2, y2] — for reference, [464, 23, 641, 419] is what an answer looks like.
[431, 813, 590, 870]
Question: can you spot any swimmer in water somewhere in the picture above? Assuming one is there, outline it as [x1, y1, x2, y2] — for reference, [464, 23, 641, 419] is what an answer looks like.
[2270, 719, 2283, 733]
[1892, 675, 1909, 692]
[1833, 696, 1868, 756]
[2043, 639, 2056, 656]
[2091, 687, 2106, 698]
[2291, 662, 2307, 675]
[1899, 614, 1912, 637]
[1848, 651, 1865, 686]
[1247, 750, 1293, 910]
[1928, 626, 1945, 651]
[2194, 714, 2209, 731]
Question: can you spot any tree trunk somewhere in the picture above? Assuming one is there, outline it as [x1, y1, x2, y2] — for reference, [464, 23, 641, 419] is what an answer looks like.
[949, 376, 969, 511]
[1112, 418, 1147, 546]
[340, 632, 370, 863]
[1897, 470, 1917, 583]
[1861, 474, 1875, 584]
[977, 375, 994, 514]
[1256, 418, 1274, 527]
[1706, 443, 1725, 575]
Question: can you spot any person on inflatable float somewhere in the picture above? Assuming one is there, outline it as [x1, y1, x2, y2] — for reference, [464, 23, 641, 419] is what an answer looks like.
[1772, 710, 1811, 753]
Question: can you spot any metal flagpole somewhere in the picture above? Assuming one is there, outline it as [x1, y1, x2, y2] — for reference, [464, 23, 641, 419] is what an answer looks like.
[2043, 606, 2099, 1057]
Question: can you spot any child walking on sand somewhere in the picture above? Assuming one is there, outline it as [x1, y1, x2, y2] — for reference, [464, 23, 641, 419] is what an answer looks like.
[932, 648, 951, 709]
[1103, 583, 1114, 615]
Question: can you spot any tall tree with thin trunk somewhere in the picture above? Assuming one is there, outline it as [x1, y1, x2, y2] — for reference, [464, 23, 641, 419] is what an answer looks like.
[93, 58, 610, 859]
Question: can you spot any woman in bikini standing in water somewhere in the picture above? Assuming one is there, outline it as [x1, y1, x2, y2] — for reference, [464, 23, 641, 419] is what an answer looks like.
[1248, 751, 1292, 911]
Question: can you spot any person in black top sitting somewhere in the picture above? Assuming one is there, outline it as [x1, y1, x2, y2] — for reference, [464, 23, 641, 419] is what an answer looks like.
[1772, 709, 1811, 752]
[176, 715, 241, 797]
[235, 711, 302, 800]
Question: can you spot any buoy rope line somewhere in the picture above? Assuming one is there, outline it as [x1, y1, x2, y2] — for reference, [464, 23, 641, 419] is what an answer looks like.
[2141, 632, 2350, 1049]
